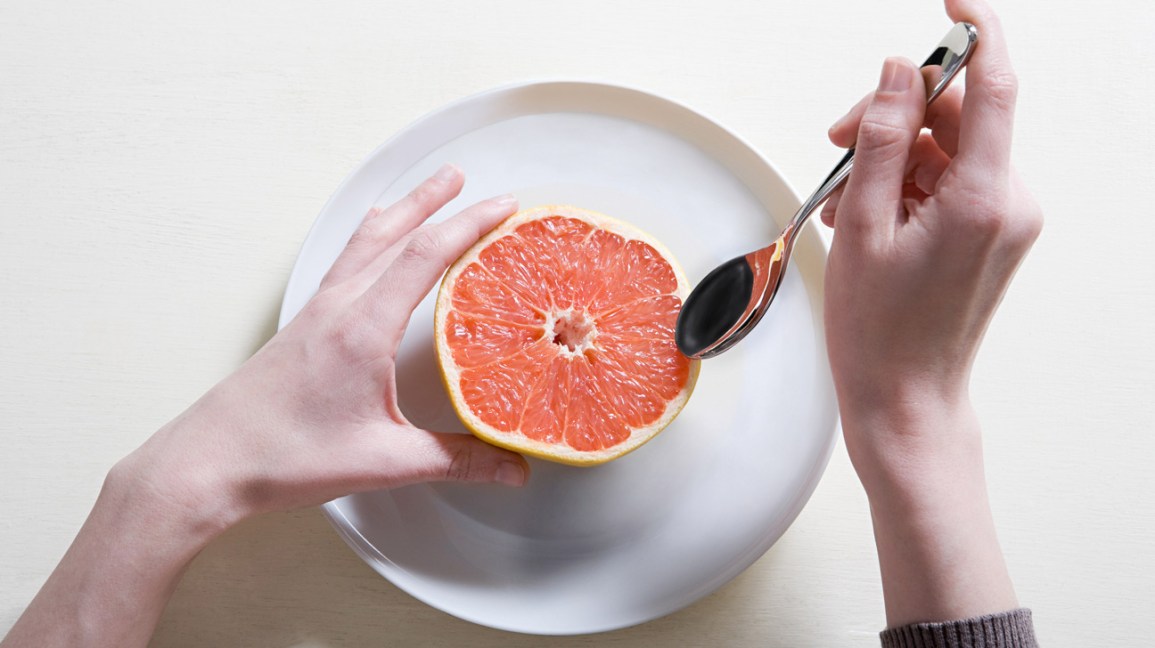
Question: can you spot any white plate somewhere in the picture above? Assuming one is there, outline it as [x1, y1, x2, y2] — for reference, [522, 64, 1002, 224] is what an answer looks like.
[278, 81, 838, 635]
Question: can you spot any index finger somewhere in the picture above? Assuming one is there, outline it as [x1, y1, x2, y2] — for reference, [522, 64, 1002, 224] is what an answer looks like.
[947, 0, 1018, 175]
[358, 195, 519, 343]
[320, 164, 465, 291]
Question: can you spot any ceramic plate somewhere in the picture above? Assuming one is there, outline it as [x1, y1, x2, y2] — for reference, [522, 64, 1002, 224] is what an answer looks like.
[278, 81, 838, 635]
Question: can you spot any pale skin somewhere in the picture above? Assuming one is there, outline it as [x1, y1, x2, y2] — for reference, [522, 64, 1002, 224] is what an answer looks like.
[823, 0, 1041, 628]
[1, 0, 1039, 644]
[1, 166, 531, 648]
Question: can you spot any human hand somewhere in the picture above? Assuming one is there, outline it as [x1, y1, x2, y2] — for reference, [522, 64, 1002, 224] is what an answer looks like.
[0, 166, 532, 648]
[119, 164, 530, 530]
[821, 0, 1042, 486]
[820, 0, 1041, 627]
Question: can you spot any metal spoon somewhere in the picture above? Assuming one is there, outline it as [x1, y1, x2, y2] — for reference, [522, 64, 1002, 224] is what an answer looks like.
[675, 22, 978, 359]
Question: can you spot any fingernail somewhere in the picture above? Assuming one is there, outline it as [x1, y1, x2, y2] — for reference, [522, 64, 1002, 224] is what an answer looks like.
[878, 58, 913, 93]
[495, 462, 526, 487]
[492, 193, 517, 207]
[434, 163, 460, 182]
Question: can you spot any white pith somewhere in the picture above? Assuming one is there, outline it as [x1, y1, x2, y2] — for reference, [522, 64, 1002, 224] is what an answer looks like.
[544, 308, 598, 358]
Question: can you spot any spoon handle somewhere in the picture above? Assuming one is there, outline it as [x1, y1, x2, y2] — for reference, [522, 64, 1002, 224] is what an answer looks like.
[786, 22, 979, 237]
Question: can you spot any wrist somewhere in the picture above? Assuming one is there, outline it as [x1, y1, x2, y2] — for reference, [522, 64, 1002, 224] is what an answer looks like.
[111, 424, 248, 553]
[838, 392, 1019, 627]
[0, 441, 240, 648]
[838, 388, 986, 502]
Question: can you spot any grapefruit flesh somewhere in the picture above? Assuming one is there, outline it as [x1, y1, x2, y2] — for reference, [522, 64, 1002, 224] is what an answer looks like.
[435, 205, 699, 466]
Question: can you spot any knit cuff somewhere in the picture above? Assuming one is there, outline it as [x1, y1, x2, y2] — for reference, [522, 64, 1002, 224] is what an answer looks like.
[880, 608, 1037, 648]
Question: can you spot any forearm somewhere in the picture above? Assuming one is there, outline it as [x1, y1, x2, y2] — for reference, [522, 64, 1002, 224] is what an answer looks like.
[1, 454, 235, 648]
[843, 397, 1018, 628]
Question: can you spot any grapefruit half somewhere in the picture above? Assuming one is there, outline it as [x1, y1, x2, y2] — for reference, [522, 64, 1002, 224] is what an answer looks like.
[434, 205, 699, 466]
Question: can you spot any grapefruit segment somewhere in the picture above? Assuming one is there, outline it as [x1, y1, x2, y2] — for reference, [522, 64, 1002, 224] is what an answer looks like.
[450, 262, 544, 327]
[434, 205, 699, 466]
[597, 295, 682, 341]
[444, 309, 540, 368]
[589, 239, 678, 314]
[569, 228, 624, 308]
[459, 342, 548, 432]
[519, 353, 570, 445]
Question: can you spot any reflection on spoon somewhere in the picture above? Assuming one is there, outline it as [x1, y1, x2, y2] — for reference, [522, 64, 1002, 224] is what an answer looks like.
[675, 236, 783, 356]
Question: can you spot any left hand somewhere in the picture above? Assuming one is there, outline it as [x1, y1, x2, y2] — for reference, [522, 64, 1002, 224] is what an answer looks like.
[118, 164, 529, 530]
[1, 165, 531, 648]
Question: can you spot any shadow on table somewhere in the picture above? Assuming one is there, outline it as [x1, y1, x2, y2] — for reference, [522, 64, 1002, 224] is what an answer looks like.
[151, 505, 847, 648]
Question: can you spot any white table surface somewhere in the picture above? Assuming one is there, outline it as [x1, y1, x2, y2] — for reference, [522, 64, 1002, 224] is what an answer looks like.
[2, 1, 1151, 646]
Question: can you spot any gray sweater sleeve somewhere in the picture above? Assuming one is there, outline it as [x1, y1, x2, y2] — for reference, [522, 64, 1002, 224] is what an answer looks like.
[880, 608, 1037, 648]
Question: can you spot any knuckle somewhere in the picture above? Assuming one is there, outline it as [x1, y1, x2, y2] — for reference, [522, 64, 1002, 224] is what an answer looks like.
[956, 195, 1044, 252]
[828, 207, 889, 253]
[960, 198, 1010, 239]
[855, 117, 912, 164]
[981, 70, 1019, 112]
[406, 176, 449, 210]
[1011, 202, 1044, 248]
[406, 181, 436, 207]
[345, 225, 379, 253]
[443, 444, 475, 482]
[942, 176, 1014, 241]
[346, 213, 394, 254]
[305, 285, 351, 316]
[857, 116, 909, 146]
[324, 315, 369, 361]
[399, 228, 444, 265]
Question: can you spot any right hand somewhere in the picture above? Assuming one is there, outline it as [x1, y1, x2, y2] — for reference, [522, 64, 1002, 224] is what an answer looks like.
[820, 0, 1043, 488]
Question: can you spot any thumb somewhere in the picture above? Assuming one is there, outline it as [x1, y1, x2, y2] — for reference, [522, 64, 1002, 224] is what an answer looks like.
[387, 428, 530, 488]
[839, 57, 926, 239]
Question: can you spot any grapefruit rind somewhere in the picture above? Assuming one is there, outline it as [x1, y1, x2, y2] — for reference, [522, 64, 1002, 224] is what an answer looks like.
[434, 205, 699, 467]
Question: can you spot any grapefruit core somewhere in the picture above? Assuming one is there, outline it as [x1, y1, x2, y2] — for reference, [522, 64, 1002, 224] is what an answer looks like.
[434, 205, 699, 466]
